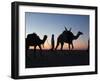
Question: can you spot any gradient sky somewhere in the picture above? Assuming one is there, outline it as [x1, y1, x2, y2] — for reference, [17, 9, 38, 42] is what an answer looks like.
[25, 12, 89, 50]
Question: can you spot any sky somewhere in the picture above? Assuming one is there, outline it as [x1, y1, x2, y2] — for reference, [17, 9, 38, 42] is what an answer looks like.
[25, 12, 89, 50]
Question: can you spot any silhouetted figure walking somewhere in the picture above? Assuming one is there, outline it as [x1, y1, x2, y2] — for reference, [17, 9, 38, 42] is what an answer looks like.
[51, 34, 55, 50]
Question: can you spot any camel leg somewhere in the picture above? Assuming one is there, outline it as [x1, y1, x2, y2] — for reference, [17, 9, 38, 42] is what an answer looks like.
[61, 42, 64, 50]
[72, 43, 74, 49]
[34, 45, 36, 52]
[33, 45, 37, 57]
[68, 43, 70, 50]
[55, 41, 59, 50]
[38, 45, 42, 56]
[39, 45, 42, 51]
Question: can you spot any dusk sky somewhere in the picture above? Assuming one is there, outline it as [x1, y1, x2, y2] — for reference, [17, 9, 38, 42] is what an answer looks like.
[25, 12, 89, 50]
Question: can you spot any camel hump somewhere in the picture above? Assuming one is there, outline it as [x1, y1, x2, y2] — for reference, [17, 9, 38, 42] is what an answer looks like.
[27, 33, 37, 38]
[67, 31, 74, 36]
[63, 30, 74, 37]
[67, 31, 74, 39]
[27, 33, 40, 42]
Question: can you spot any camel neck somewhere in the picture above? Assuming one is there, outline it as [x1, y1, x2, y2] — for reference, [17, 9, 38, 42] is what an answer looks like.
[74, 34, 80, 40]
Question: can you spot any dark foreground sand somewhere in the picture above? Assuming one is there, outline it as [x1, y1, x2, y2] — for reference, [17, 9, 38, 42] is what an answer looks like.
[26, 50, 89, 68]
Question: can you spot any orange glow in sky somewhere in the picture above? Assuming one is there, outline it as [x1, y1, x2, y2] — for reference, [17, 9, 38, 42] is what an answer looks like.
[29, 39, 88, 50]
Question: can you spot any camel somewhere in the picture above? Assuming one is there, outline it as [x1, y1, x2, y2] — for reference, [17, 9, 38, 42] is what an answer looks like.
[55, 27, 83, 50]
[26, 33, 47, 52]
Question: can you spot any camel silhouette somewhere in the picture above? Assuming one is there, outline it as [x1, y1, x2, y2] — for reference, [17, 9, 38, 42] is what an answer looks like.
[26, 33, 47, 52]
[55, 27, 83, 50]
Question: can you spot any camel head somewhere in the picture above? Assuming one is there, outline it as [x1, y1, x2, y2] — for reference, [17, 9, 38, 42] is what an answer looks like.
[44, 35, 47, 40]
[78, 31, 83, 35]
[42, 35, 47, 44]
[73, 31, 83, 40]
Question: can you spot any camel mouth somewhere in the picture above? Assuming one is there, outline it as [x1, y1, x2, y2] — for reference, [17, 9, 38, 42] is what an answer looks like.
[78, 31, 83, 35]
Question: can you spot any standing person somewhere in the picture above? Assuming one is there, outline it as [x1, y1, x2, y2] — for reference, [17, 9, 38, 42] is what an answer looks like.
[51, 34, 55, 50]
